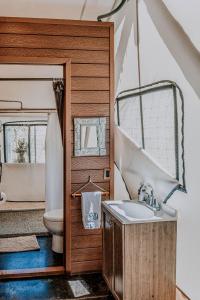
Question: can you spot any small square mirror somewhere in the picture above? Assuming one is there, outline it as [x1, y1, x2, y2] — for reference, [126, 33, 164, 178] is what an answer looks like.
[74, 117, 106, 156]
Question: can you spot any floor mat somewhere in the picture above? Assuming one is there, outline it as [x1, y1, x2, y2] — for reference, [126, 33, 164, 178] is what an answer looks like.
[0, 209, 47, 237]
[68, 280, 90, 298]
[0, 235, 40, 252]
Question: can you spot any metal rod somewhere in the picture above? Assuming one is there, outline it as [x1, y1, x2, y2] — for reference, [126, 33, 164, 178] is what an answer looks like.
[116, 99, 120, 126]
[28, 125, 31, 163]
[135, 0, 145, 148]
[0, 78, 62, 81]
[0, 109, 56, 113]
[3, 124, 6, 163]
[97, 0, 127, 21]
[4, 121, 47, 125]
[116, 85, 173, 102]
[173, 85, 179, 181]
[117, 80, 175, 99]
[0, 100, 23, 109]
[72, 191, 109, 198]
[80, 0, 87, 20]
[106, 0, 118, 21]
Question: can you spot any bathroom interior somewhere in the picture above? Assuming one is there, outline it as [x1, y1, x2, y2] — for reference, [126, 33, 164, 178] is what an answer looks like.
[0, 64, 65, 270]
[0, 1, 199, 300]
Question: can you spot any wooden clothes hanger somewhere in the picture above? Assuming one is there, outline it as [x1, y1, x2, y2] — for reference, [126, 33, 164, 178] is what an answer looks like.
[71, 176, 109, 198]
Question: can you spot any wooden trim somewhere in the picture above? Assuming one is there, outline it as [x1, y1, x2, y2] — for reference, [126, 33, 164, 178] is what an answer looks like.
[0, 56, 71, 65]
[0, 16, 113, 28]
[0, 266, 65, 279]
[64, 61, 72, 273]
[0, 55, 71, 279]
[109, 24, 115, 198]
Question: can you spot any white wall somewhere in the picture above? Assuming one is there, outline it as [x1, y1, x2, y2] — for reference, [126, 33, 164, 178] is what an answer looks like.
[0, 65, 63, 109]
[112, 0, 200, 299]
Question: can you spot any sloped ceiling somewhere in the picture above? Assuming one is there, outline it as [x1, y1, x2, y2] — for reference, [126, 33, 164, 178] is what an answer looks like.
[163, 0, 200, 50]
[0, 0, 115, 21]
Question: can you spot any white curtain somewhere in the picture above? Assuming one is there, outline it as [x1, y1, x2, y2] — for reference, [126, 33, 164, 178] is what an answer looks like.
[115, 126, 179, 202]
[45, 112, 63, 211]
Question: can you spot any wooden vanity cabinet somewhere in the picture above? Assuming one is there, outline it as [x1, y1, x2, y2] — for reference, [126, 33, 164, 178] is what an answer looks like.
[102, 207, 177, 300]
[103, 210, 124, 300]
[103, 211, 114, 288]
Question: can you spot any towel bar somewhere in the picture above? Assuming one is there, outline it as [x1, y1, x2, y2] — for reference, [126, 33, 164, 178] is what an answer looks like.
[72, 191, 110, 198]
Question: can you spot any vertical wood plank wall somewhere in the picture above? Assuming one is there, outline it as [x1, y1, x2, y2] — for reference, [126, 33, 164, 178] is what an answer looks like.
[0, 17, 114, 274]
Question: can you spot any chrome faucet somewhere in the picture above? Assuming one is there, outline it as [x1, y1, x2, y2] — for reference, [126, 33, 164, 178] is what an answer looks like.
[138, 183, 161, 211]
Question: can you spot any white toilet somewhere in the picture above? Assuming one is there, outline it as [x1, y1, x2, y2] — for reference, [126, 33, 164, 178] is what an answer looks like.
[43, 209, 64, 254]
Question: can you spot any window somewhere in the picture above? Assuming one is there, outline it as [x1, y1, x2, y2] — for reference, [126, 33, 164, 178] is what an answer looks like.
[3, 121, 47, 163]
[116, 81, 186, 190]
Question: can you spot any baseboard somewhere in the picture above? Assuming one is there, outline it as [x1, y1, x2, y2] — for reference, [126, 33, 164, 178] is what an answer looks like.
[177, 286, 190, 300]
[0, 266, 65, 280]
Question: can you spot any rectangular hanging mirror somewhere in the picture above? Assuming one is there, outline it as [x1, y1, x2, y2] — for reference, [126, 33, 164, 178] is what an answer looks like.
[74, 117, 106, 157]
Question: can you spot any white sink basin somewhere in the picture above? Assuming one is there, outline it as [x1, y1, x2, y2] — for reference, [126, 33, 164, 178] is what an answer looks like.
[103, 200, 177, 224]
[109, 201, 155, 221]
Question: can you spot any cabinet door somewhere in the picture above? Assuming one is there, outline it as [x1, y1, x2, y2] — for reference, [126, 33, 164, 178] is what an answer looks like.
[103, 212, 114, 289]
[113, 222, 123, 300]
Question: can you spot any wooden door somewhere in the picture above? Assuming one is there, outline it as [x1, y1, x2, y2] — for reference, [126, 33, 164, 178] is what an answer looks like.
[113, 221, 123, 300]
[103, 212, 114, 288]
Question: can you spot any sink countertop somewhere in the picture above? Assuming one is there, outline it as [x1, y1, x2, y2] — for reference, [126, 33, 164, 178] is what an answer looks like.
[102, 200, 177, 225]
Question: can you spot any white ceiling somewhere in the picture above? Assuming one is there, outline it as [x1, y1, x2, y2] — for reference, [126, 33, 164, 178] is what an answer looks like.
[0, 0, 115, 21]
[163, 0, 200, 50]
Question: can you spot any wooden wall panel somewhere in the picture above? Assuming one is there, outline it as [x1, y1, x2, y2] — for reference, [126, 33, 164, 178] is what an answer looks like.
[0, 22, 110, 37]
[0, 34, 109, 51]
[71, 77, 109, 91]
[71, 223, 101, 236]
[71, 157, 110, 170]
[71, 104, 110, 116]
[0, 48, 109, 64]
[72, 64, 109, 77]
[71, 260, 102, 274]
[0, 17, 114, 275]
[71, 91, 110, 104]
[72, 182, 110, 194]
[72, 248, 102, 262]
[71, 169, 106, 183]
[72, 235, 102, 249]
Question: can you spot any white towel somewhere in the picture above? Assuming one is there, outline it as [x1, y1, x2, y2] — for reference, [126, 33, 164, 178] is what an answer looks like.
[81, 192, 101, 229]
